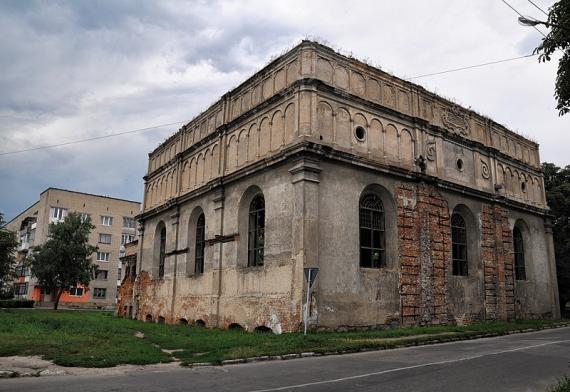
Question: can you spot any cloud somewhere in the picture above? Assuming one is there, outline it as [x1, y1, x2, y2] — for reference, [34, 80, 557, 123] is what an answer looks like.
[1, 0, 568, 221]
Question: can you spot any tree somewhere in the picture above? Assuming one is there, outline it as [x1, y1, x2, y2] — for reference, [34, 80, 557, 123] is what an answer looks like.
[0, 212, 18, 299]
[533, 0, 570, 116]
[542, 162, 570, 316]
[29, 212, 97, 310]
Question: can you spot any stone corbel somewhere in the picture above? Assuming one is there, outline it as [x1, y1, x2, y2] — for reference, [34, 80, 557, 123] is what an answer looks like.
[289, 158, 322, 184]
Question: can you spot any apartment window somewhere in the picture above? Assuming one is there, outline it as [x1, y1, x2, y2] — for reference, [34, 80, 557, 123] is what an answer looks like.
[69, 287, 84, 296]
[359, 193, 386, 268]
[121, 233, 135, 245]
[451, 213, 468, 276]
[79, 213, 91, 223]
[248, 194, 265, 267]
[195, 213, 205, 274]
[93, 288, 106, 299]
[16, 264, 28, 277]
[123, 217, 135, 228]
[99, 233, 112, 244]
[50, 207, 68, 220]
[14, 283, 28, 296]
[96, 270, 108, 280]
[100, 216, 113, 226]
[97, 251, 111, 262]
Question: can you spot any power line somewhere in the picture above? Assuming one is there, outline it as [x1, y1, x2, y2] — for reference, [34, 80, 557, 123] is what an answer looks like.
[501, 0, 547, 37]
[527, 0, 549, 17]
[0, 120, 189, 157]
[406, 53, 537, 80]
[0, 51, 550, 157]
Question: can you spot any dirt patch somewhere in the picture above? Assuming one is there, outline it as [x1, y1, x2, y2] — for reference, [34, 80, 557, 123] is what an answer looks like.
[0, 356, 181, 378]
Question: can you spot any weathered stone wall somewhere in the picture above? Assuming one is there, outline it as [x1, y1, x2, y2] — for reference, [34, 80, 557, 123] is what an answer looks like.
[396, 182, 450, 327]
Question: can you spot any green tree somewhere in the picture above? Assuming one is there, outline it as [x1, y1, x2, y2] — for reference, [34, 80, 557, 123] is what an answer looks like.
[0, 212, 18, 299]
[29, 212, 97, 310]
[534, 0, 570, 116]
[542, 162, 570, 316]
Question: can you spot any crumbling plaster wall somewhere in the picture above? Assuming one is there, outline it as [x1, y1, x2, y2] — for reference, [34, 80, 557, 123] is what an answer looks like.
[138, 163, 302, 331]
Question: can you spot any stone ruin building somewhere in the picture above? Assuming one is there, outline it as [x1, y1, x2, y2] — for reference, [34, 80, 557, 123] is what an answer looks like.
[122, 40, 560, 332]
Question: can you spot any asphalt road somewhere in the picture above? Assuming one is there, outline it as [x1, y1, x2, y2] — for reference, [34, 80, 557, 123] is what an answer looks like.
[2, 327, 570, 392]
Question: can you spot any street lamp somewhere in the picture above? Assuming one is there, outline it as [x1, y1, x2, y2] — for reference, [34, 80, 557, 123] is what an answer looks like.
[518, 16, 569, 31]
[518, 16, 546, 26]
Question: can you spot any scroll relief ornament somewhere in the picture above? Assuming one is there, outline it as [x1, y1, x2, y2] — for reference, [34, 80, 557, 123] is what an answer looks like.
[442, 105, 470, 136]
[426, 140, 437, 161]
[481, 159, 490, 179]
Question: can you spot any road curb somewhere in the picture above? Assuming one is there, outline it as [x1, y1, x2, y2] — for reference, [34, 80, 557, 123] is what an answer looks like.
[187, 322, 570, 368]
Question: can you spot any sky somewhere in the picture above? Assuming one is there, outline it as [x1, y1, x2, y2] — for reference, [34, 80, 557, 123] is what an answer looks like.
[1, 0, 568, 222]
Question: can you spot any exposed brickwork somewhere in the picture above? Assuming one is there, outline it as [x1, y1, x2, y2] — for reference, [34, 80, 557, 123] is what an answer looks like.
[116, 278, 134, 318]
[396, 182, 450, 327]
[480, 204, 515, 321]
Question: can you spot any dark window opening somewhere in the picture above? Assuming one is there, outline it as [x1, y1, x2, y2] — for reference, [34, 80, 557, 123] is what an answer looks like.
[179, 318, 188, 325]
[248, 195, 265, 267]
[359, 193, 385, 268]
[194, 319, 206, 327]
[195, 213, 205, 274]
[228, 323, 245, 331]
[145, 314, 153, 322]
[158, 227, 166, 278]
[355, 126, 366, 141]
[456, 159, 464, 171]
[513, 226, 526, 280]
[254, 325, 272, 333]
[451, 213, 468, 276]
[158, 316, 165, 324]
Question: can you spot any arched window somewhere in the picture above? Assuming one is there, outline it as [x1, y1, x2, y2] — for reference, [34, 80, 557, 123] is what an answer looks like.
[248, 194, 265, 266]
[359, 193, 385, 268]
[451, 213, 468, 276]
[513, 226, 526, 280]
[195, 213, 205, 274]
[158, 227, 166, 278]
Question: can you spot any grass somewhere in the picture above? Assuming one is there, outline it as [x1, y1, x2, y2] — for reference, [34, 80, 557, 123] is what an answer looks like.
[0, 309, 566, 368]
[549, 377, 570, 392]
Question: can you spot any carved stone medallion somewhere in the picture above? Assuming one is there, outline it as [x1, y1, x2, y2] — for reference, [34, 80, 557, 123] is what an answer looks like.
[442, 105, 469, 136]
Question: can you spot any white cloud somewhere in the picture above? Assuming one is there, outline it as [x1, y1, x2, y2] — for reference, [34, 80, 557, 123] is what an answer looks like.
[1, 0, 568, 220]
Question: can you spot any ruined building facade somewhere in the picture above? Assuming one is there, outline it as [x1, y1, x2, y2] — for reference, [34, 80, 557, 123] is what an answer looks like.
[130, 41, 560, 332]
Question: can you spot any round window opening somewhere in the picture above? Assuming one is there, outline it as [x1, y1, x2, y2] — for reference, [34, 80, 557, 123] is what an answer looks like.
[355, 126, 366, 141]
[521, 182, 527, 192]
[456, 158, 464, 171]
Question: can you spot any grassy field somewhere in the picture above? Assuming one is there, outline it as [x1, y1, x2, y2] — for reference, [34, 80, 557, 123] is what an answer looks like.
[0, 309, 566, 367]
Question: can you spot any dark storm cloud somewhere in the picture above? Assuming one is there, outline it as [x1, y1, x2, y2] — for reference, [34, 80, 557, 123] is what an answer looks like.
[0, 0, 568, 223]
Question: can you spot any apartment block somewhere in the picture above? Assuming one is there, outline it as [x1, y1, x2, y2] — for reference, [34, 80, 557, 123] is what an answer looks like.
[6, 188, 140, 309]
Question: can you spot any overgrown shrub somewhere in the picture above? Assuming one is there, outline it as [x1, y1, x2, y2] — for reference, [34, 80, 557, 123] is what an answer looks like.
[0, 299, 35, 308]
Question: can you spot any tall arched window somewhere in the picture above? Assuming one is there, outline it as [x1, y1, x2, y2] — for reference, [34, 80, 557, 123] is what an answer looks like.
[513, 226, 526, 280]
[451, 213, 468, 276]
[158, 227, 166, 278]
[248, 194, 265, 266]
[195, 213, 205, 274]
[359, 193, 385, 268]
